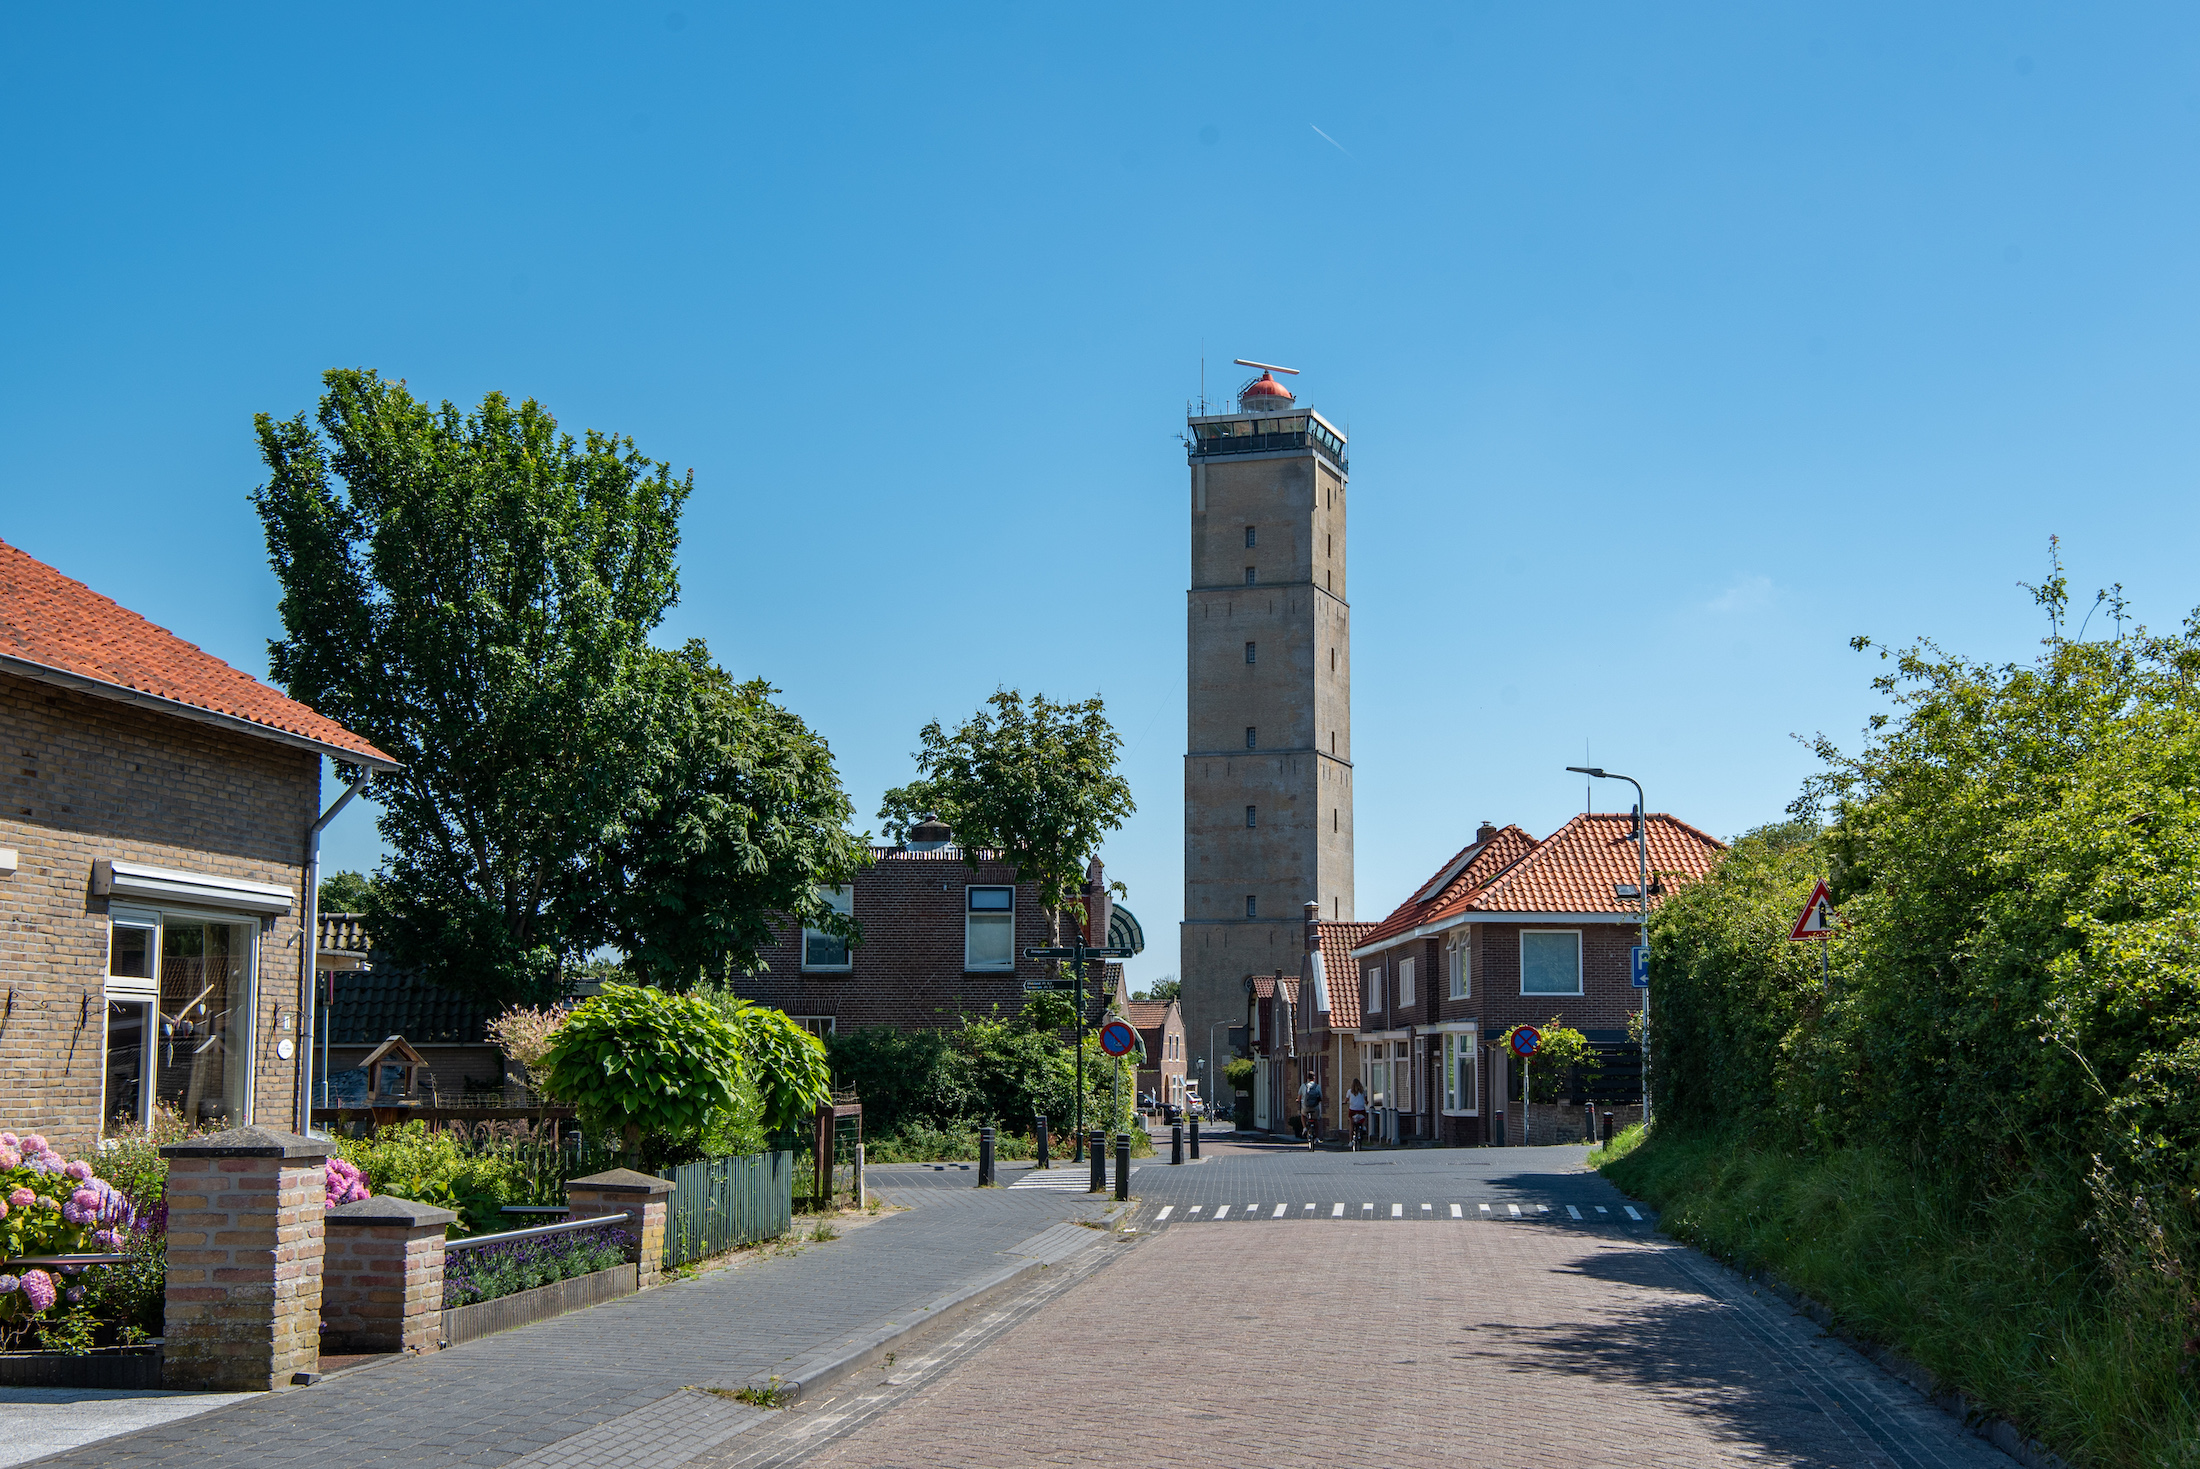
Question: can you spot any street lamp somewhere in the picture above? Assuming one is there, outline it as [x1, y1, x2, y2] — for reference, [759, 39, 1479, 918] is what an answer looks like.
[1566, 766, 1652, 1125]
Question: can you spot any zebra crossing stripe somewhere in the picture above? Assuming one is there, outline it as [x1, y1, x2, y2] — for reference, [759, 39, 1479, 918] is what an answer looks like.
[1155, 1206, 1173, 1221]
[1214, 1205, 1230, 1220]
[1361, 1202, 1374, 1213]
[1624, 1205, 1643, 1221]
[1272, 1203, 1287, 1219]
[1303, 1203, 1315, 1212]
[1331, 1202, 1345, 1217]
[1390, 1203, 1402, 1218]
[1450, 1204, 1462, 1218]
[1566, 1205, 1582, 1220]
[1596, 1206, 1609, 1215]
[1537, 1204, 1550, 1215]
[1507, 1204, 1522, 1218]
[1479, 1203, 1492, 1214]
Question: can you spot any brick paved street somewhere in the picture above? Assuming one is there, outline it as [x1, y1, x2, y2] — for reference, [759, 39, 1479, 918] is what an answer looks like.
[715, 1148, 2015, 1469]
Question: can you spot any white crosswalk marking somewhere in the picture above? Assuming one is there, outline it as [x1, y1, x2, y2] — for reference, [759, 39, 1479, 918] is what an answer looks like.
[1361, 1202, 1374, 1213]
[1596, 1206, 1609, 1215]
[1479, 1203, 1492, 1214]
[1390, 1203, 1402, 1218]
[1331, 1203, 1345, 1217]
[1624, 1205, 1643, 1221]
[1214, 1205, 1230, 1220]
[1155, 1206, 1173, 1221]
[1566, 1205, 1582, 1219]
[1537, 1204, 1550, 1215]
[1273, 1203, 1287, 1218]
[1450, 1204, 1462, 1219]
[1189, 1206, 1202, 1215]
[1507, 1204, 1522, 1218]
[1420, 1203, 1432, 1213]
[1304, 1203, 1315, 1212]
[1009, 1170, 1103, 1190]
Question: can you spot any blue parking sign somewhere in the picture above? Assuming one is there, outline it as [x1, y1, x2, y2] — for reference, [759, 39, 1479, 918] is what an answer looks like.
[1631, 946, 1650, 988]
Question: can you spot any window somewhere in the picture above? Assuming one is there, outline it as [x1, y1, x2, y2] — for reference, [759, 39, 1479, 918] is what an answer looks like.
[1330, 647, 1336, 671]
[802, 885, 854, 970]
[1448, 938, 1469, 999]
[1364, 964, 1381, 1014]
[1245, 894, 1257, 919]
[966, 886, 1016, 970]
[1245, 726, 1257, 749]
[1443, 1033, 1479, 1114]
[792, 1016, 836, 1039]
[1520, 930, 1584, 995]
[1245, 805, 1257, 828]
[1397, 957, 1415, 1008]
[1332, 808, 1337, 832]
[1326, 532, 1332, 557]
[155, 917, 256, 1129]
[1245, 525, 1257, 547]
[1245, 566, 1257, 585]
[1391, 1041, 1412, 1111]
[1245, 641, 1257, 664]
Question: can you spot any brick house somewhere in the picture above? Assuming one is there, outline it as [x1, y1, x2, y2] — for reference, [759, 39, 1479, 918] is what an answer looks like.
[0, 538, 396, 1145]
[1120, 996, 1186, 1109]
[1238, 913, 1371, 1140]
[1350, 812, 1725, 1146]
[733, 821, 1126, 1037]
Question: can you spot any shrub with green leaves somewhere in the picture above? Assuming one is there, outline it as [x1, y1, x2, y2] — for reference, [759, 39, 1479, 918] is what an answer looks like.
[1494, 1019, 1599, 1103]
[540, 983, 739, 1140]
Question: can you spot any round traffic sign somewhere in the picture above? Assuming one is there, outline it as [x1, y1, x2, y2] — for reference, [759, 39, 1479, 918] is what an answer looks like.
[1509, 1025, 1542, 1059]
[1098, 1021, 1137, 1057]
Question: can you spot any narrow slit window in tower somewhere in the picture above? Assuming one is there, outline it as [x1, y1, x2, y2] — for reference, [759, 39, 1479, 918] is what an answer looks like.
[1246, 894, 1258, 918]
[1245, 525, 1256, 547]
[1245, 641, 1256, 664]
[1246, 566, 1256, 585]
[1246, 805, 1257, 828]
[1245, 726, 1257, 749]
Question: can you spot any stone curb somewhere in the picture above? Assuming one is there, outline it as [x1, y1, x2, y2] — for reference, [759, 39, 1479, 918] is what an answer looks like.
[713, 1223, 1113, 1405]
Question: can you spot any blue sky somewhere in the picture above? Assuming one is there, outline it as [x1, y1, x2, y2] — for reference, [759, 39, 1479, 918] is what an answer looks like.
[6, 5, 2199, 991]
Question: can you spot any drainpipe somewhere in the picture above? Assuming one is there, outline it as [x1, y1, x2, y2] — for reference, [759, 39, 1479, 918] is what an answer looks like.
[296, 775, 368, 1134]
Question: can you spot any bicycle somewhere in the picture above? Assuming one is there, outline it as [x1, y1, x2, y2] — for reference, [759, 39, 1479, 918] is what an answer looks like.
[1347, 1110, 1368, 1152]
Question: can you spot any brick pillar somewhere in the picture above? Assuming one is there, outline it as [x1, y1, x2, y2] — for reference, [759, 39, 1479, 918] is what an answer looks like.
[564, 1169, 674, 1290]
[160, 1126, 331, 1391]
[320, 1196, 458, 1357]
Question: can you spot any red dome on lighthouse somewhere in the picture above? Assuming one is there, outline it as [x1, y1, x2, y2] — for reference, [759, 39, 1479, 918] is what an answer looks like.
[1238, 371, 1295, 409]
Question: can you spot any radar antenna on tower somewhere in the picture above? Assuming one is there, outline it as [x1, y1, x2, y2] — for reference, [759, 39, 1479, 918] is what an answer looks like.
[1231, 358, 1299, 410]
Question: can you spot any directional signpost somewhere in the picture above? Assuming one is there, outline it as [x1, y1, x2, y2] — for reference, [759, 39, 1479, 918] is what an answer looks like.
[1630, 945, 1650, 989]
[1788, 879, 1838, 990]
[1024, 938, 1137, 1162]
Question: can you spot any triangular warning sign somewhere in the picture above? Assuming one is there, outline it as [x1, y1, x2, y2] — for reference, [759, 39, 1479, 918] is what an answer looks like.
[1788, 879, 1837, 941]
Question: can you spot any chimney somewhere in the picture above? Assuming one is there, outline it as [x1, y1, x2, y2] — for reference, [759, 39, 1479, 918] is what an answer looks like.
[907, 818, 953, 852]
[1475, 821, 1497, 844]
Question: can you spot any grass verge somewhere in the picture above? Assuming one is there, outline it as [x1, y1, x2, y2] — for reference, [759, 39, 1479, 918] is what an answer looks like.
[1599, 1126, 2197, 1469]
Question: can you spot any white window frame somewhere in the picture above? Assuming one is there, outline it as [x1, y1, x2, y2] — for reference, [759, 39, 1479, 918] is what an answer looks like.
[1364, 963, 1381, 1016]
[1440, 1029, 1480, 1116]
[104, 902, 262, 1128]
[1448, 936, 1469, 1000]
[965, 885, 1017, 972]
[1397, 956, 1415, 1009]
[1520, 929, 1584, 996]
[791, 1016, 837, 1039]
[802, 885, 854, 972]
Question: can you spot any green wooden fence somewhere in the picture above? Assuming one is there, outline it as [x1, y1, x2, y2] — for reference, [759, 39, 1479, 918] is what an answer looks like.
[658, 1151, 794, 1268]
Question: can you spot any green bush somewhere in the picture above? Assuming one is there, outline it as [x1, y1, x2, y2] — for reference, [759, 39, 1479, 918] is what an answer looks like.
[824, 1009, 1139, 1148]
[541, 983, 740, 1142]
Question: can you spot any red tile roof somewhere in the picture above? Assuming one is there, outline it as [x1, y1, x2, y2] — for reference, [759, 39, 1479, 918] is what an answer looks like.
[1121, 999, 1175, 1030]
[1316, 921, 1374, 1029]
[1357, 824, 1539, 951]
[1457, 813, 1725, 916]
[0, 538, 396, 769]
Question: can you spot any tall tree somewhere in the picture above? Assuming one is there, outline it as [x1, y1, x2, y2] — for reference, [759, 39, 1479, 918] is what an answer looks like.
[878, 689, 1135, 941]
[254, 368, 856, 1003]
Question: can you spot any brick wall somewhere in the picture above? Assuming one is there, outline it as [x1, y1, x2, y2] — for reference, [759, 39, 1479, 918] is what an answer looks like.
[0, 673, 316, 1146]
[735, 847, 1077, 1031]
[1473, 921, 1642, 1039]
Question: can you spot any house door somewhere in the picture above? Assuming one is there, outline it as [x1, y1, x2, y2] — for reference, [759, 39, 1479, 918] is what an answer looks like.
[1254, 1060, 1270, 1128]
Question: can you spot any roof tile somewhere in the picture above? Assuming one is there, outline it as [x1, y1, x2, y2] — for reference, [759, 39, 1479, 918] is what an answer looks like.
[1460, 813, 1726, 915]
[0, 537, 394, 768]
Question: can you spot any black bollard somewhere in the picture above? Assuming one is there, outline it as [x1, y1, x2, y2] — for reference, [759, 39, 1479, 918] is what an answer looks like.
[1171, 1123, 1184, 1165]
[1584, 1103, 1595, 1146]
[1494, 1110, 1506, 1147]
[1602, 1110, 1615, 1146]
[1035, 1115, 1050, 1171]
[1088, 1131, 1106, 1193]
[978, 1126, 995, 1187]
[1189, 1116, 1201, 1160]
[1114, 1132, 1131, 1200]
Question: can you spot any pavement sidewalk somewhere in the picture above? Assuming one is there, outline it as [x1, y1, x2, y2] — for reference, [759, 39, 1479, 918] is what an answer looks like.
[10, 1166, 1116, 1469]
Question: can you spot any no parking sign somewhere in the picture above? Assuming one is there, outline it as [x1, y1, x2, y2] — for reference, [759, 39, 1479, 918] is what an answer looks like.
[1099, 1021, 1137, 1057]
[1509, 1025, 1542, 1059]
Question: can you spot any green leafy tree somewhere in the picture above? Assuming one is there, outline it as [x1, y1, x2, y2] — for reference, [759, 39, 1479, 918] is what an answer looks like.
[253, 369, 856, 1003]
[1132, 976, 1180, 1003]
[318, 869, 378, 913]
[539, 983, 739, 1149]
[585, 652, 865, 991]
[877, 689, 1134, 944]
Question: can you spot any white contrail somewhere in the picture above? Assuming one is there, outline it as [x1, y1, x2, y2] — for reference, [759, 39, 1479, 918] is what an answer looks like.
[1311, 123, 1351, 158]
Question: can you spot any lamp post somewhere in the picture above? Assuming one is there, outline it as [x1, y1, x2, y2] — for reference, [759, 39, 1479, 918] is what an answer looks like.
[1566, 766, 1652, 1125]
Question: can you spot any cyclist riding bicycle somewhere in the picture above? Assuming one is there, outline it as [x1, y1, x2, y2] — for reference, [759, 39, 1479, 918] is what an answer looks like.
[1301, 1077, 1324, 1149]
[1346, 1079, 1370, 1150]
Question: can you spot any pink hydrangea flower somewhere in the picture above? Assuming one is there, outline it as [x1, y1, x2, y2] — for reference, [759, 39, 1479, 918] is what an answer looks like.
[0, 1131, 18, 1147]
[0, 1147, 19, 1170]
[21, 1134, 48, 1153]
[0, 1274, 16, 1293]
[63, 1160, 93, 1182]
[19, 1270, 55, 1312]
[93, 1228, 124, 1250]
[6, 1188, 31, 1210]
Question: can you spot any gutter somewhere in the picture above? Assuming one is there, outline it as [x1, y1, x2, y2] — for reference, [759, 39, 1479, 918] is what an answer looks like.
[297, 777, 370, 1133]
